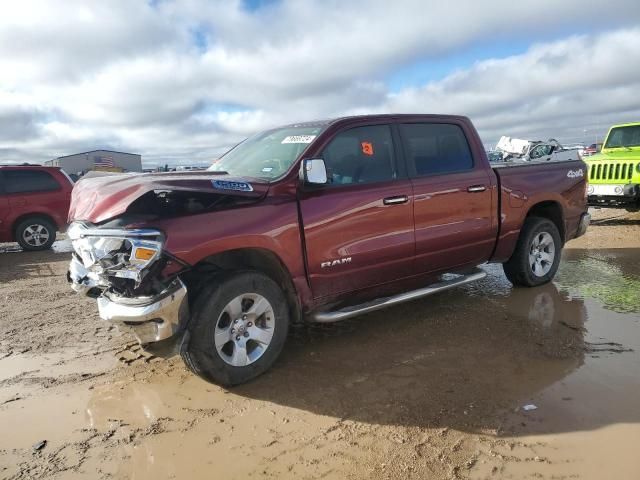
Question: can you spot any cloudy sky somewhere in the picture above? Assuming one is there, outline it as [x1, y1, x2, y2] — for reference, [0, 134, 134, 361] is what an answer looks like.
[2, 0, 640, 167]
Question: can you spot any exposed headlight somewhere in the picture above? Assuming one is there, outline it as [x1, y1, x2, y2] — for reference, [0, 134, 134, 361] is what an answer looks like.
[68, 222, 164, 284]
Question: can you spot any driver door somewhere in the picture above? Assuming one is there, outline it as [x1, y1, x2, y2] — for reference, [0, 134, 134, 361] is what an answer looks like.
[298, 124, 415, 299]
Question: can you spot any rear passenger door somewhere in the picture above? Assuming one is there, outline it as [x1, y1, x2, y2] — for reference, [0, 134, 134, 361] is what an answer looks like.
[398, 122, 497, 274]
[299, 124, 415, 299]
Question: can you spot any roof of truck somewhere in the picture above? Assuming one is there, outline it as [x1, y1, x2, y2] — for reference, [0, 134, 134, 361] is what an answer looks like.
[281, 114, 469, 129]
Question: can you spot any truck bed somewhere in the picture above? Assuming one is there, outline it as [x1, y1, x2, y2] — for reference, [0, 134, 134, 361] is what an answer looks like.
[489, 157, 587, 263]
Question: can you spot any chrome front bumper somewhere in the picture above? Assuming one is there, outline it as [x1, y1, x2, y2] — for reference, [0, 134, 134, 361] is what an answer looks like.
[68, 255, 189, 344]
[97, 279, 189, 344]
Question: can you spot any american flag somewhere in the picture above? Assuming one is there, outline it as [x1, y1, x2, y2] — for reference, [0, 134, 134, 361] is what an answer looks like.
[94, 156, 115, 168]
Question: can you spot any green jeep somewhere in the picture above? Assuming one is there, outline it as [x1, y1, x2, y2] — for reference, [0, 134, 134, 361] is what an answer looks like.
[586, 122, 640, 210]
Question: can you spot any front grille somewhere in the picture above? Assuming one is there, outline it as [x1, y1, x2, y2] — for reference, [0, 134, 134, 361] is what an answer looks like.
[588, 162, 636, 181]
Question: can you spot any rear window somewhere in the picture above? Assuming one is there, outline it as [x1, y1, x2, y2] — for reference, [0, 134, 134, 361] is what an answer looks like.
[399, 123, 474, 176]
[2, 170, 60, 194]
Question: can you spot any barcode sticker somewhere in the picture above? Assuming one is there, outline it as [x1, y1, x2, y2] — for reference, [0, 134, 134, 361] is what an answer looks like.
[281, 135, 316, 144]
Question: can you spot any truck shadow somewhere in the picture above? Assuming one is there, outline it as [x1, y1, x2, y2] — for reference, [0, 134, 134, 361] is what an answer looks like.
[235, 251, 640, 435]
[590, 218, 640, 226]
[589, 209, 640, 226]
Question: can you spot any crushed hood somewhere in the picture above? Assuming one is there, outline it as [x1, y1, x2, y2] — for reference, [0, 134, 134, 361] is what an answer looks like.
[69, 171, 269, 224]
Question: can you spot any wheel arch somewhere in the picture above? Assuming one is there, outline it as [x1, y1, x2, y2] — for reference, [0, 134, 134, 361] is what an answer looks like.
[524, 200, 565, 245]
[183, 247, 302, 325]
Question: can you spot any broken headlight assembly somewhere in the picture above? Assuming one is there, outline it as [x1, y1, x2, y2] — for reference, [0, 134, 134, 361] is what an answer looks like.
[67, 222, 165, 290]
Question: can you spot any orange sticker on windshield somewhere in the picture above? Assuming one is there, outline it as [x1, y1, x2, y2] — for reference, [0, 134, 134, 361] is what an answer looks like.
[361, 141, 374, 156]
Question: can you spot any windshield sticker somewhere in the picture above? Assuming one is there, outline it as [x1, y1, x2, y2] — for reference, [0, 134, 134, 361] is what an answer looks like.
[212, 180, 254, 192]
[361, 141, 374, 156]
[261, 167, 273, 172]
[281, 135, 316, 144]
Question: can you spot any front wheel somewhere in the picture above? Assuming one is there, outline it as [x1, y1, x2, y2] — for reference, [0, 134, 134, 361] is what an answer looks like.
[181, 271, 289, 386]
[502, 216, 562, 287]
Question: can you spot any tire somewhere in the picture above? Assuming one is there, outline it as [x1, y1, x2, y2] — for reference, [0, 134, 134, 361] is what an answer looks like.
[15, 217, 56, 251]
[502, 216, 562, 287]
[181, 271, 289, 386]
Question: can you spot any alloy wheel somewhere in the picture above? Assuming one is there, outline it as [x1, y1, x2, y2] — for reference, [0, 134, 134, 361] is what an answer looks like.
[214, 293, 275, 366]
[22, 224, 50, 247]
[529, 231, 555, 277]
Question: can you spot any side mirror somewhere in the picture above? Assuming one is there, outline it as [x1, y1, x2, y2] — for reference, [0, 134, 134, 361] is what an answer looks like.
[302, 158, 328, 185]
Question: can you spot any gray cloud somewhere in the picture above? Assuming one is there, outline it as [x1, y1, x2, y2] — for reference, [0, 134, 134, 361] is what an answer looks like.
[1, 1, 640, 164]
[379, 28, 640, 145]
[0, 107, 41, 142]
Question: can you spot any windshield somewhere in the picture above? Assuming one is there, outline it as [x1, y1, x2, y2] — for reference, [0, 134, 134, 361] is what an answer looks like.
[604, 125, 640, 148]
[208, 125, 325, 179]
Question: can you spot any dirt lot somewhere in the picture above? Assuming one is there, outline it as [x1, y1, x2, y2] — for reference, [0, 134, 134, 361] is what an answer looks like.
[1, 208, 639, 480]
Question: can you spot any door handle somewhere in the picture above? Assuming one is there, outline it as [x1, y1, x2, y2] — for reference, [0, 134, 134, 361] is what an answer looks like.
[467, 185, 487, 193]
[383, 195, 409, 205]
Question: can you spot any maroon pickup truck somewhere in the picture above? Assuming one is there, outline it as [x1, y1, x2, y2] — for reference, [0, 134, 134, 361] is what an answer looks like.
[67, 114, 590, 385]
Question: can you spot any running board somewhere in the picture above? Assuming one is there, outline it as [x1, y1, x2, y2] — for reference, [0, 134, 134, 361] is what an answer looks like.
[312, 268, 487, 323]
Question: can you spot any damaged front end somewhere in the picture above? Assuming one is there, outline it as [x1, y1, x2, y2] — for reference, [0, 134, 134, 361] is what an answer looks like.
[66, 171, 268, 344]
[67, 222, 189, 343]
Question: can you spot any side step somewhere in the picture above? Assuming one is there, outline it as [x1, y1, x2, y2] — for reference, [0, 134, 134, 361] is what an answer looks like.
[312, 268, 487, 323]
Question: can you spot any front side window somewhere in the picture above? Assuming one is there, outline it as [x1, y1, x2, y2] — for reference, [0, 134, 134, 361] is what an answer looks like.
[605, 125, 640, 148]
[3, 170, 60, 194]
[322, 125, 396, 185]
[400, 123, 473, 176]
[208, 125, 325, 180]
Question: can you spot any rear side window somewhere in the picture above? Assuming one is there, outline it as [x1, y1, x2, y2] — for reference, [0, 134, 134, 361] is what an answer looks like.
[322, 125, 396, 185]
[399, 123, 473, 177]
[3, 170, 60, 194]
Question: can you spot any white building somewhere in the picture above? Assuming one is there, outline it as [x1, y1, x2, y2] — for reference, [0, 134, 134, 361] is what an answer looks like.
[45, 150, 142, 174]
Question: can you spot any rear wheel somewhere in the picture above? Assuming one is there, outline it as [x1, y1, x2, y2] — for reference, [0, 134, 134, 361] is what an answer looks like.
[503, 216, 562, 287]
[181, 271, 289, 386]
[15, 217, 56, 251]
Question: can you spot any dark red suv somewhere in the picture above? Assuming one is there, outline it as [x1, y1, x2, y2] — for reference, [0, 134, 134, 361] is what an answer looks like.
[0, 165, 73, 250]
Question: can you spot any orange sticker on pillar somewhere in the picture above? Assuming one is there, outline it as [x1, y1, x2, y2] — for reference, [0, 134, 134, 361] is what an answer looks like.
[361, 141, 374, 156]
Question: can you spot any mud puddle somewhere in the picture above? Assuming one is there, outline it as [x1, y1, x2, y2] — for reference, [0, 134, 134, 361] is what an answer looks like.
[1, 248, 640, 479]
[0, 351, 114, 383]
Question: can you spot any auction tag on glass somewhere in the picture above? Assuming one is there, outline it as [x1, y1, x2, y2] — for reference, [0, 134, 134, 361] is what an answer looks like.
[361, 141, 374, 156]
[281, 135, 316, 144]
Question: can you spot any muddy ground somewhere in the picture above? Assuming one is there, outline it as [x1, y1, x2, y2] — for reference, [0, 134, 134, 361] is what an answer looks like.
[0, 208, 639, 480]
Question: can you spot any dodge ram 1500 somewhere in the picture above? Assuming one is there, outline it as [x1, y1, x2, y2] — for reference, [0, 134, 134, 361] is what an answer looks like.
[67, 114, 590, 385]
